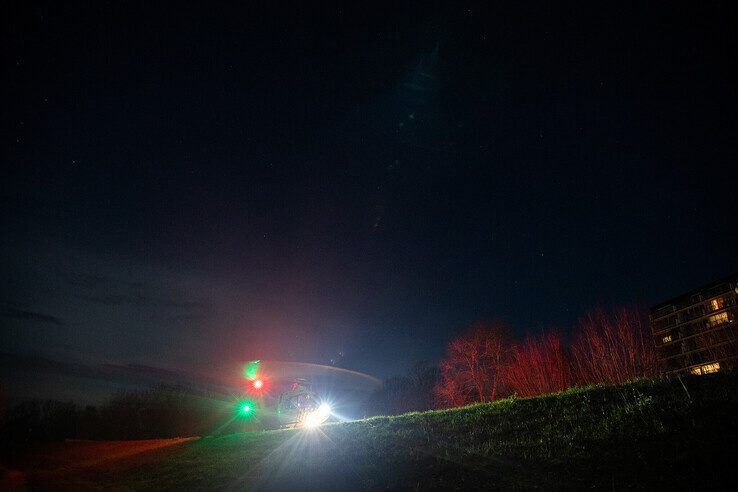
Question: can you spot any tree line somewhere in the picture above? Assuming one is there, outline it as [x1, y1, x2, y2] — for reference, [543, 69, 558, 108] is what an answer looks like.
[370, 305, 657, 414]
[0, 384, 239, 455]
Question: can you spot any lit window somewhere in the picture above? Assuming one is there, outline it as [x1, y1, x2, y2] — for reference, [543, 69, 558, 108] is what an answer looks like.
[662, 335, 672, 343]
[707, 312, 729, 327]
[710, 298, 725, 311]
[691, 362, 720, 375]
[703, 362, 720, 374]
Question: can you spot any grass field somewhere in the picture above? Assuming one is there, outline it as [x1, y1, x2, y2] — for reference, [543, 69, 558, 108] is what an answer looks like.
[4, 371, 737, 490]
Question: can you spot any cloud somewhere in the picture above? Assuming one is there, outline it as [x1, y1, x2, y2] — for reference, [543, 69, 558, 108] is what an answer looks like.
[79, 292, 207, 310]
[0, 352, 235, 396]
[146, 313, 206, 326]
[71, 274, 209, 310]
[66, 273, 147, 293]
[0, 303, 64, 326]
[65, 272, 110, 289]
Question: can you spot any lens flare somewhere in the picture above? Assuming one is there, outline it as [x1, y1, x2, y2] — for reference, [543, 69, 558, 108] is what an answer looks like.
[236, 399, 258, 419]
[303, 411, 322, 428]
[317, 403, 331, 416]
[244, 360, 260, 380]
[303, 403, 332, 428]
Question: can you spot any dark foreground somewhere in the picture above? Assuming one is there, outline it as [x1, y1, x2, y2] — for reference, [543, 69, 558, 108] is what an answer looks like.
[3, 372, 737, 490]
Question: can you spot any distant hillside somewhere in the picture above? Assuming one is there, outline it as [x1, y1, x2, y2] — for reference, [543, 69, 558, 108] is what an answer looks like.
[9, 372, 738, 489]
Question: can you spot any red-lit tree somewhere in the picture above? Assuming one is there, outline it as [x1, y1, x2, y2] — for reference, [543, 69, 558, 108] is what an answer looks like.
[571, 306, 657, 385]
[435, 321, 514, 407]
[506, 331, 571, 397]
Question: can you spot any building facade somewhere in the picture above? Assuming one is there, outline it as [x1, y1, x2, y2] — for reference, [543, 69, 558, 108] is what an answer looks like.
[650, 273, 738, 375]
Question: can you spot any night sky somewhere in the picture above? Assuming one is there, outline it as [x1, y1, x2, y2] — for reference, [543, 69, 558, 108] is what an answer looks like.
[2, 2, 737, 400]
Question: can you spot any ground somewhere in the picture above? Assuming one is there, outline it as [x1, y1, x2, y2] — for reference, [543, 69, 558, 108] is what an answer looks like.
[3, 372, 737, 490]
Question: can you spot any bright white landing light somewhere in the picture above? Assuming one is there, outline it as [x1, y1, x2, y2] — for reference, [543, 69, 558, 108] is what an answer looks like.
[317, 403, 331, 416]
[303, 403, 332, 428]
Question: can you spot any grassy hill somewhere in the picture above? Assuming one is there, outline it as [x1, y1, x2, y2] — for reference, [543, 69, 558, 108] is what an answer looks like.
[8, 371, 738, 489]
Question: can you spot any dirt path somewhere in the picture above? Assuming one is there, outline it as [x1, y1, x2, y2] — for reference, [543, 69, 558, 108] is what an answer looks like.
[4, 437, 196, 490]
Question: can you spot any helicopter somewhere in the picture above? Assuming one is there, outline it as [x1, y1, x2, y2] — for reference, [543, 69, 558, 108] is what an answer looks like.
[239, 360, 348, 429]
[274, 378, 332, 428]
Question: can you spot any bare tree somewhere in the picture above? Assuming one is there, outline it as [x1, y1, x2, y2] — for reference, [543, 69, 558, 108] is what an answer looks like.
[435, 321, 515, 407]
[365, 362, 439, 416]
[506, 331, 571, 397]
[571, 306, 657, 385]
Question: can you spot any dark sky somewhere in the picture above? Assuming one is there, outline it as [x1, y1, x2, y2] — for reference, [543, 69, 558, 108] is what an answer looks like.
[2, 1, 737, 398]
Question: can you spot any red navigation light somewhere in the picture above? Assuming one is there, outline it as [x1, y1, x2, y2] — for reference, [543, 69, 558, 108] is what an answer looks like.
[253, 379, 264, 390]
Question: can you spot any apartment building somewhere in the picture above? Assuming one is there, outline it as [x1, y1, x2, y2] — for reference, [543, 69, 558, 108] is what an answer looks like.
[650, 273, 738, 375]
